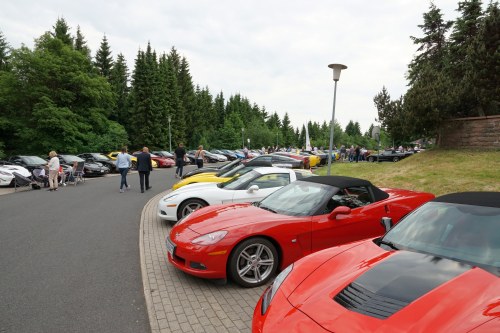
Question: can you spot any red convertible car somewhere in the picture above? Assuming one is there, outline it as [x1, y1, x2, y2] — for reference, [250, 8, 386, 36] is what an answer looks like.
[253, 192, 500, 332]
[166, 176, 434, 287]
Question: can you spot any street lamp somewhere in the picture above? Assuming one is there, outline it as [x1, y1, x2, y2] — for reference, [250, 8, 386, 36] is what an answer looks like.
[276, 132, 279, 147]
[242, 128, 244, 148]
[327, 63, 347, 175]
[168, 116, 172, 153]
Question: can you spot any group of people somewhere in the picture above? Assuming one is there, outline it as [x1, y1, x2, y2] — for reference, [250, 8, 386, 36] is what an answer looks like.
[116, 146, 153, 193]
[339, 145, 368, 162]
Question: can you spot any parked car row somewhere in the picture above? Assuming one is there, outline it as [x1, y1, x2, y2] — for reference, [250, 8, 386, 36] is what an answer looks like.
[158, 163, 499, 332]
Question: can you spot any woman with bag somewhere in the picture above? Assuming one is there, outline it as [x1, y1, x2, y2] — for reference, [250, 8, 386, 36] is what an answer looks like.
[195, 145, 205, 168]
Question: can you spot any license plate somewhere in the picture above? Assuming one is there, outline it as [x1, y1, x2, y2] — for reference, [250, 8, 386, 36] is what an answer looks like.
[166, 237, 176, 257]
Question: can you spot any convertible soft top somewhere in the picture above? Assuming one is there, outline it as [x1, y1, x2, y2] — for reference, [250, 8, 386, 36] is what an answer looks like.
[301, 176, 389, 202]
[433, 192, 500, 208]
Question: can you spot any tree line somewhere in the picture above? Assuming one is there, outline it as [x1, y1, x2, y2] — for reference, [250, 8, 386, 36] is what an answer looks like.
[4, 2, 493, 158]
[0, 18, 384, 159]
[374, 0, 499, 145]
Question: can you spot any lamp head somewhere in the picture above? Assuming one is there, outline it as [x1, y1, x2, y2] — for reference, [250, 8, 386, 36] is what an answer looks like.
[328, 63, 347, 81]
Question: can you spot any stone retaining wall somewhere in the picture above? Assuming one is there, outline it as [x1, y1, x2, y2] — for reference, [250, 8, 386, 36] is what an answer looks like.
[439, 115, 500, 149]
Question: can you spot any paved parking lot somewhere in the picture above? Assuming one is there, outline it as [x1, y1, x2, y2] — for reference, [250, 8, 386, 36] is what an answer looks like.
[141, 191, 266, 333]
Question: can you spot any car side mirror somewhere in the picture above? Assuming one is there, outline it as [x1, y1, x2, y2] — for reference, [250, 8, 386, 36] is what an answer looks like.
[381, 217, 393, 233]
[328, 206, 351, 220]
[247, 185, 259, 193]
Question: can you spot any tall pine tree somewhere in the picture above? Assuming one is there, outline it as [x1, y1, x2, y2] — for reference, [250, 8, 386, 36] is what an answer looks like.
[94, 35, 113, 80]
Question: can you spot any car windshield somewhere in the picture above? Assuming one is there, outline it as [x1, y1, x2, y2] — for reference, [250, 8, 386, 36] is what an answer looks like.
[220, 170, 260, 190]
[219, 159, 240, 171]
[383, 201, 500, 276]
[60, 155, 84, 163]
[219, 164, 246, 177]
[22, 156, 47, 164]
[257, 181, 333, 216]
[92, 154, 112, 161]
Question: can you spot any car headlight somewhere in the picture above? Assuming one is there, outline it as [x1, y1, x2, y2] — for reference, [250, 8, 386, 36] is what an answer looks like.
[261, 263, 293, 315]
[191, 231, 228, 245]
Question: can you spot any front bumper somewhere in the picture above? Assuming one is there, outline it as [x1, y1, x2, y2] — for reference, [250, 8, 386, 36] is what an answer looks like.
[166, 233, 229, 280]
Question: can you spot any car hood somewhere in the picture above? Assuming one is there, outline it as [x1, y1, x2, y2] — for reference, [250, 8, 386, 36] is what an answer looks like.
[0, 165, 31, 177]
[173, 182, 220, 194]
[286, 242, 499, 332]
[176, 203, 287, 235]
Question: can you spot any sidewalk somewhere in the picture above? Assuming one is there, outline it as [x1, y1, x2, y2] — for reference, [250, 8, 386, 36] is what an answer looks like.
[140, 191, 266, 333]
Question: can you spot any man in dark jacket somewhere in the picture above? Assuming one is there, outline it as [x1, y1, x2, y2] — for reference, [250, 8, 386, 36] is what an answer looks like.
[174, 142, 186, 178]
[136, 147, 153, 193]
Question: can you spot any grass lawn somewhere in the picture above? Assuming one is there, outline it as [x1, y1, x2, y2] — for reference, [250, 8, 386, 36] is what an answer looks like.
[315, 149, 500, 196]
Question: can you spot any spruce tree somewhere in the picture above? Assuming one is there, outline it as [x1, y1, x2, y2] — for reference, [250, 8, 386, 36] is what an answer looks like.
[0, 31, 10, 70]
[177, 57, 195, 146]
[94, 35, 113, 80]
[109, 53, 130, 125]
[74, 25, 91, 59]
[52, 18, 73, 47]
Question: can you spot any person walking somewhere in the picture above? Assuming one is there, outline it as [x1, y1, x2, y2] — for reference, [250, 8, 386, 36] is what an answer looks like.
[116, 146, 132, 193]
[174, 142, 186, 178]
[194, 145, 205, 168]
[136, 146, 153, 193]
[47, 151, 60, 191]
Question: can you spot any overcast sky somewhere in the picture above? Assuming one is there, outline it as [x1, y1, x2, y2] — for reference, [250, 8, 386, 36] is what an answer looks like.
[2, 0, 463, 132]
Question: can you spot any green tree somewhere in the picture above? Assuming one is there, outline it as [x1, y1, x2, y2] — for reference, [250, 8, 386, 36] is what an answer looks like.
[109, 53, 130, 125]
[74, 25, 91, 59]
[0, 31, 10, 70]
[52, 17, 73, 47]
[94, 34, 113, 80]
[465, 1, 500, 116]
[177, 57, 195, 146]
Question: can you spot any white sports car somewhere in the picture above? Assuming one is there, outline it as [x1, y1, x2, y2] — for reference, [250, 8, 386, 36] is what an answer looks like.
[0, 163, 32, 186]
[158, 167, 314, 222]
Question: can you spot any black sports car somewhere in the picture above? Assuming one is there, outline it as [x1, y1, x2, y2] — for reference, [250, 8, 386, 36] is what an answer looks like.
[78, 153, 117, 173]
[366, 150, 408, 162]
[8, 155, 48, 172]
[58, 154, 109, 177]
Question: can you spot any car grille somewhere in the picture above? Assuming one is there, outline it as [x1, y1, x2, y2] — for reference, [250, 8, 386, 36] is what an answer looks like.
[334, 283, 409, 319]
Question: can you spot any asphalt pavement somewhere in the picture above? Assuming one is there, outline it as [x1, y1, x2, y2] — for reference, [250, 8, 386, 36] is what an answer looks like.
[0, 168, 187, 333]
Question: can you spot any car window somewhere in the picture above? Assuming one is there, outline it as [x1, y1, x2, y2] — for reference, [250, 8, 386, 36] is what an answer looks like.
[384, 202, 500, 275]
[327, 186, 372, 211]
[259, 181, 332, 216]
[247, 173, 290, 189]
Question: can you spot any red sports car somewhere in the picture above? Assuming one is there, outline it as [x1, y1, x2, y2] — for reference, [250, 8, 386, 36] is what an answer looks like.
[133, 152, 175, 168]
[253, 192, 500, 332]
[166, 176, 434, 287]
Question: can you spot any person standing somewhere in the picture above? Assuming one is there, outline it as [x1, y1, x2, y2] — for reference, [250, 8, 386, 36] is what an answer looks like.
[355, 145, 361, 163]
[116, 146, 132, 193]
[47, 151, 60, 191]
[174, 142, 186, 178]
[194, 145, 205, 168]
[136, 146, 153, 193]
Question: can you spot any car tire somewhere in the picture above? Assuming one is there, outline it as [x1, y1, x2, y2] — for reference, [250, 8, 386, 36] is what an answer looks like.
[228, 237, 279, 288]
[368, 156, 375, 162]
[392, 156, 399, 162]
[177, 198, 208, 220]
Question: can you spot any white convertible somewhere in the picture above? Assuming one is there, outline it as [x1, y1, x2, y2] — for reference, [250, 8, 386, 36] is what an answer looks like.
[158, 167, 314, 222]
[0, 163, 32, 186]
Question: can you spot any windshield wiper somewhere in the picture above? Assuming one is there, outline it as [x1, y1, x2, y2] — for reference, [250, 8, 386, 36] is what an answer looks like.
[259, 204, 277, 214]
[379, 240, 399, 250]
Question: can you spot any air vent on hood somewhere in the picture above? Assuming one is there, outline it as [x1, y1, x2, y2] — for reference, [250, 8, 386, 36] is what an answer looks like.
[334, 282, 409, 319]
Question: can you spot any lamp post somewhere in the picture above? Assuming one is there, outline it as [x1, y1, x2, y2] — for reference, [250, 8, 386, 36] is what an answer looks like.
[241, 128, 244, 148]
[327, 63, 347, 175]
[276, 132, 279, 147]
[168, 116, 172, 153]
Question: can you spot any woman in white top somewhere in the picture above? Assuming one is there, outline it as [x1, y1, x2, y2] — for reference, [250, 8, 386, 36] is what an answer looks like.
[47, 151, 60, 191]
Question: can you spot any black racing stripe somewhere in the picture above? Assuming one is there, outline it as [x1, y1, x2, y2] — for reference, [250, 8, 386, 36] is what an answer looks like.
[334, 251, 471, 319]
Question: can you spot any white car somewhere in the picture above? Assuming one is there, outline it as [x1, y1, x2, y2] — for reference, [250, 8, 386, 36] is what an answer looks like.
[158, 167, 314, 222]
[0, 163, 32, 186]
